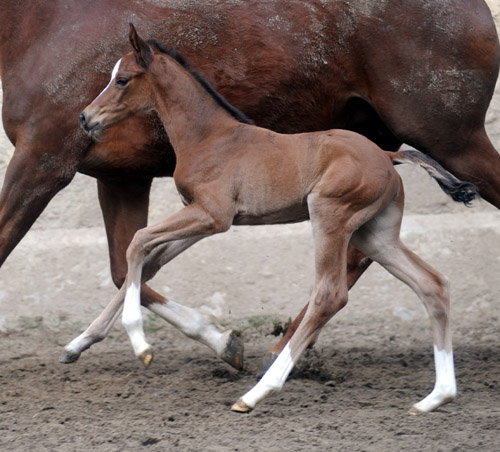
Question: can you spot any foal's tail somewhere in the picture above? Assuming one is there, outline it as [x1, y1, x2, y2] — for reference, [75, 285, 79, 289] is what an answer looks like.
[388, 149, 479, 206]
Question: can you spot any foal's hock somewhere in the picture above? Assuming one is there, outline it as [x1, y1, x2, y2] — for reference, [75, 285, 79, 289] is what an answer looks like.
[80, 24, 478, 413]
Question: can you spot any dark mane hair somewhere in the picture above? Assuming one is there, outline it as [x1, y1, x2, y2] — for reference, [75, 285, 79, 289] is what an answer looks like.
[146, 39, 253, 125]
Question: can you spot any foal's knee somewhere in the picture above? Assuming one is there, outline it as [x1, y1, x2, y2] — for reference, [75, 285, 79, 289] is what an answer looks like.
[126, 228, 150, 263]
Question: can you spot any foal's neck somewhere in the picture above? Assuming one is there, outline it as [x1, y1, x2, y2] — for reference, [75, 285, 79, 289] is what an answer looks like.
[150, 56, 240, 156]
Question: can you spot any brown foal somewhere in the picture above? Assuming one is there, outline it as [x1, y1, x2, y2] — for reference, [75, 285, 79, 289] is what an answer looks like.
[80, 25, 478, 413]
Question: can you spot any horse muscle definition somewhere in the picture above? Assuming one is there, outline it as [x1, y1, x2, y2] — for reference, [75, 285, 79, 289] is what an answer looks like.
[0, 1, 499, 366]
[80, 24, 479, 412]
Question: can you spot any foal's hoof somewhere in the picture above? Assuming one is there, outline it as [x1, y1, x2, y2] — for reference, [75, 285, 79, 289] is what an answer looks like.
[138, 347, 153, 368]
[231, 398, 252, 413]
[221, 331, 244, 370]
[408, 405, 425, 416]
[59, 349, 81, 364]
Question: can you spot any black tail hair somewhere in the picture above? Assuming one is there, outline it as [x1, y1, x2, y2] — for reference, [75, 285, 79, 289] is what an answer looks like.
[390, 150, 479, 206]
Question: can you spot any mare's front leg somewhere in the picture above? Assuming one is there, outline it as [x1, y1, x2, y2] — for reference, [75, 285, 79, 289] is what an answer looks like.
[61, 181, 243, 369]
[0, 139, 77, 267]
[122, 202, 232, 366]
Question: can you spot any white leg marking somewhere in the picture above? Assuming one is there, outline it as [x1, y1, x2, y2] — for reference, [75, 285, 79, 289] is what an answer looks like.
[61, 290, 125, 362]
[148, 301, 229, 356]
[412, 346, 457, 413]
[240, 344, 295, 409]
[64, 331, 95, 356]
[122, 282, 150, 358]
[95, 58, 122, 99]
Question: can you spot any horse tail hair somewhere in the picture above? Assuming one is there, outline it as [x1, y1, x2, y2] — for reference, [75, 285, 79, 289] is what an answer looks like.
[388, 149, 479, 206]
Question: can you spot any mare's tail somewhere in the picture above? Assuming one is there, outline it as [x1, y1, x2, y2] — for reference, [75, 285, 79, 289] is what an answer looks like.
[388, 149, 479, 206]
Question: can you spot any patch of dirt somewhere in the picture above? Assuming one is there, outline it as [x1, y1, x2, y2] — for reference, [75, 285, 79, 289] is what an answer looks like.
[1, 317, 499, 451]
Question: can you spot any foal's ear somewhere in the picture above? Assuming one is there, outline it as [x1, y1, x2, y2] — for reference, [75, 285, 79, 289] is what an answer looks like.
[129, 23, 153, 69]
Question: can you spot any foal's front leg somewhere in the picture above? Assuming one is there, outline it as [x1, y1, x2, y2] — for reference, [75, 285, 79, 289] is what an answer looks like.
[265, 245, 372, 365]
[233, 194, 354, 412]
[121, 203, 232, 366]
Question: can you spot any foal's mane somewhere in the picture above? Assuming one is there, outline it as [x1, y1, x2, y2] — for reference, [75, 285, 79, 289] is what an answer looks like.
[146, 40, 253, 125]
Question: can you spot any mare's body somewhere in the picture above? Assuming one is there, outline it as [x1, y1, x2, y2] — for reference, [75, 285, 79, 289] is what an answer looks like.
[1, 1, 499, 363]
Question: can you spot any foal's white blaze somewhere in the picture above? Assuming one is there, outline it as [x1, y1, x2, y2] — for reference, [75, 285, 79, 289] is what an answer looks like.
[239, 344, 295, 409]
[412, 346, 457, 413]
[95, 58, 122, 99]
[148, 300, 231, 357]
[122, 282, 150, 357]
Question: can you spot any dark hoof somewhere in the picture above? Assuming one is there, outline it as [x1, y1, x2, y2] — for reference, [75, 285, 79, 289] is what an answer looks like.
[221, 331, 244, 370]
[59, 349, 81, 364]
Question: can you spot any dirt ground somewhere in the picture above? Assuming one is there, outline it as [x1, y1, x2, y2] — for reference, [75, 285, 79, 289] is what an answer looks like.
[2, 3, 500, 451]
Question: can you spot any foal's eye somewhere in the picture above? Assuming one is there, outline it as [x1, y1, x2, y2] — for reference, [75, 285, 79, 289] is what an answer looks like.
[116, 78, 130, 87]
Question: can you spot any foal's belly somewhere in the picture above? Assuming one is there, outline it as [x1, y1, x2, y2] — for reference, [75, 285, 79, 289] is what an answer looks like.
[233, 203, 310, 226]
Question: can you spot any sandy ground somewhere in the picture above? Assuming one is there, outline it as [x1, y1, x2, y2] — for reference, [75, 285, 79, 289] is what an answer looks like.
[1, 3, 500, 451]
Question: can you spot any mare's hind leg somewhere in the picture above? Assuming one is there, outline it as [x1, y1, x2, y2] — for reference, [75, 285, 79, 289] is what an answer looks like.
[351, 195, 456, 413]
[426, 128, 500, 208]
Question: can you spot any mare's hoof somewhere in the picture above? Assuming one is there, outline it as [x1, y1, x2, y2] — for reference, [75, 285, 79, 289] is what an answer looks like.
[231, 398, 252, 413]
[221, 331, 244, 370]
[139, 347, 153, 368]
[59, 349, 81, 364]
[258, 352, 279, 376]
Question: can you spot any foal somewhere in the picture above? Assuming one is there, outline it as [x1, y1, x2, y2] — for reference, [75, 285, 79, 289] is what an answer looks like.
[80, 25, 478, 413]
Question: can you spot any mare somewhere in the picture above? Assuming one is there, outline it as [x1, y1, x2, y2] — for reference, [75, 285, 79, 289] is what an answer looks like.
[79, 24, 479, 413]
[0, 1, 499, 366]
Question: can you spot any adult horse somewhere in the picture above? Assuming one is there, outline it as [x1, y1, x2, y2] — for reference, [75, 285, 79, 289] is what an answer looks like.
[1, 1, 499, 365]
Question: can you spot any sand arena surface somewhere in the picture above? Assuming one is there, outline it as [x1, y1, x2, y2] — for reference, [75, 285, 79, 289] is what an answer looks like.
[1, 2, 500, 450]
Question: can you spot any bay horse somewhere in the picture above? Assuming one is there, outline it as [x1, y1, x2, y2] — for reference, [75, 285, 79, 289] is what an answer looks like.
[0, 1, 499, 368]
[79, 24, 479, 413]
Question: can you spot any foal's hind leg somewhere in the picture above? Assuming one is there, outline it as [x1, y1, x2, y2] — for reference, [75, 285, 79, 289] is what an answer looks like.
[351, 196, 456, 413]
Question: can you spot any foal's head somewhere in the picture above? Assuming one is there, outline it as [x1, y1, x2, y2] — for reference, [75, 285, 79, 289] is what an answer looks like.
[80, 24, 157, 139]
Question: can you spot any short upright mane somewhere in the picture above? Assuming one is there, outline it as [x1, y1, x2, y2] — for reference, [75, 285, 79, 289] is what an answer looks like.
[146, 40, 253, 125]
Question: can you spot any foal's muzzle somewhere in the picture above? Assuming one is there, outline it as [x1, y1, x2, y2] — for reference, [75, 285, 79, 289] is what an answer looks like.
[79, 112, 101, 137]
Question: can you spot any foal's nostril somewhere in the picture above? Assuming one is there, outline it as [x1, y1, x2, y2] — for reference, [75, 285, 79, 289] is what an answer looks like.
[79, 112, 89, 131]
